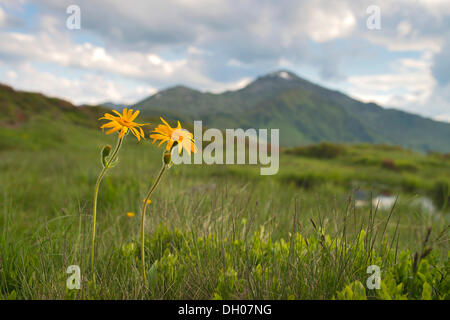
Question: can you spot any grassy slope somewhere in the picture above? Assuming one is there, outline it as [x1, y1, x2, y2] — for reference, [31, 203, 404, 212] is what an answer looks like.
[0, 84, 105, 126]
[231, 143, 450, 205]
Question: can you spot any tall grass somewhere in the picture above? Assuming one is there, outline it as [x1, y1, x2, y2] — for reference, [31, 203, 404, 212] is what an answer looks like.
[0, 124, 448, 299]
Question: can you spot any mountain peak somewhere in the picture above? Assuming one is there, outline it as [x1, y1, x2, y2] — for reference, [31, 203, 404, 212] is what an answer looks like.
[240, 69, 305, 93]
[264, 70, 299, 80]
[246, 70, 304, 88]
[167, 85, 199, 92]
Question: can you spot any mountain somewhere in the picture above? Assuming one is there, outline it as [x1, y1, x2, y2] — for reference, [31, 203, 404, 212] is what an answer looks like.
[134, 70, 450, 152]
[100, 102, 126, 110]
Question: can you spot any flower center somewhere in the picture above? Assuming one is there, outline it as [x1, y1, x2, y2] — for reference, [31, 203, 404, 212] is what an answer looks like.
[118, 118, 132, 127]
[171, 129, 187, 142]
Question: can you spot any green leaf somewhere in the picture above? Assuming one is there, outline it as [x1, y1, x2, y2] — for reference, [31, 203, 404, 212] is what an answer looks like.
[148, 260, 159, 288]
[101, 144, 112, 167]
[7, 290, 17, 300]
[421, 282, 432, 300]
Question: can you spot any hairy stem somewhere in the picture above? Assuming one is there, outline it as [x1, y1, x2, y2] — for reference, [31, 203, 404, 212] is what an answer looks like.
[141, 162, 167, 288]
[91, 136, 123, 283]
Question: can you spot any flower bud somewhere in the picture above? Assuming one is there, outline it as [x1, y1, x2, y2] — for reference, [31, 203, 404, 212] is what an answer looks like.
[101, 144, 112, 167]
[102, 144, 112, 157]
[163, 151, 172, 165]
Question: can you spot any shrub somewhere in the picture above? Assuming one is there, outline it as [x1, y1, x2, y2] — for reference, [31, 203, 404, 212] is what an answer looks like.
[431, 180, 449, 211]
[394, 160, 418, 172]
[381, 158, 396, 170]
[428, 151, 450, 161]
[285, 142, 346, 159]
[372, 144, 405, 152]
[280, 172, 326, 189]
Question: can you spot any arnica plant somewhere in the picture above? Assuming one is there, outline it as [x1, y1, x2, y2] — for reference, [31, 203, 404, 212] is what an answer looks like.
[95, 112, 196, 288]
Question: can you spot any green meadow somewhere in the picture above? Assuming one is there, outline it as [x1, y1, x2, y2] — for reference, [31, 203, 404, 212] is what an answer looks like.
[0, 114, 449, 300]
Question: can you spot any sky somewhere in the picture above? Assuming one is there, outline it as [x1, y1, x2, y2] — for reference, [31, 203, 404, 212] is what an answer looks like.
[0, 0, 449, 122]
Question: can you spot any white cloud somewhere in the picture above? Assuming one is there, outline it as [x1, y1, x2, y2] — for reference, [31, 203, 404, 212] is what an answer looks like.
[348, 56, 436, 108]
[347, 53, 450, 121]
[208, 76, 252, 93]
[366, 33, 443, 53]
[1, 62, 157, 105]
[0, 16, 233, 91]
[415, 0, 450, 17]
[6, 70, 16, 79]
[434, 114, 450, 123]
[397, 21, 412, 37]
[187, 46, 210, 56]
[0, 6, 6, 27]
[227, 58, 249, 68]
[305, 7, 356, 42]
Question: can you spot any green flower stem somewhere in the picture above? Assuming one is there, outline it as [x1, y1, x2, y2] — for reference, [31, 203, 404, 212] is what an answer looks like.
[141, 161, 168, 288]
[91, 136, 123, 283]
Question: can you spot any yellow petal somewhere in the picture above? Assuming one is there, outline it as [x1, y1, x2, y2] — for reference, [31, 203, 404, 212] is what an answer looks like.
[138, 126, 145, 138]
[129, 110, 140, 122]
[119, 127, 128, 138]
[99, 114, 116, 121]
[166, 140, 175, 151]
[129, 108, 134, 119]
[130, 127, 140, 141]
[101, 122, 118, 129]
[158, 138, 169, 147]
[106, 126, 121, 135]
[160, 117, 172, 129]
[112, 110, 123, 117]
[150, 133, 168, 141]
[191, 141, 198, 153]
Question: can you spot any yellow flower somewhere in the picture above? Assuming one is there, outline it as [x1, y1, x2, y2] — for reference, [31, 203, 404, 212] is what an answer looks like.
[127, 212, 135, 218]
[150, 117, 197, 155]
[99, 108, 149, 140]
[142, 199, 152, 205]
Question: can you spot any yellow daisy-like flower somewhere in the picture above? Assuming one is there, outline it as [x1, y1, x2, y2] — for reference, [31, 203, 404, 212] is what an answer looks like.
[142, 199, 152, 205]
[99, 108, 149, 140]
[127, 212, 135, 218]
[150, 117, 197, 155]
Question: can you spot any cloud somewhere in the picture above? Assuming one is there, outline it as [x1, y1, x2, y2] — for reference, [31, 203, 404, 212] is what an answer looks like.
[31, 1, 360, 66]
[0, 6, 6, 27]
[425, 82, 450, 123]
[208, 77, 252, 93]
[350, 0, 450, 55]
[432, 40, 450, 86]
[303, 4, 356, 42]
[347, 52, 450, 122]
[0, 0, 448, 120]
[435, 114, 450, 122]
[0, 62, 157, 104]
[348, 55, 435, 107]
[0, 13, 254, 92]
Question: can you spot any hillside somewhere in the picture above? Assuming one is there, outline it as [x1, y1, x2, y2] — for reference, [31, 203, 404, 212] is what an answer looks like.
[0, 84, 114, 151]
[0, 83, 105, 128]
[134, 70, 450, 152]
